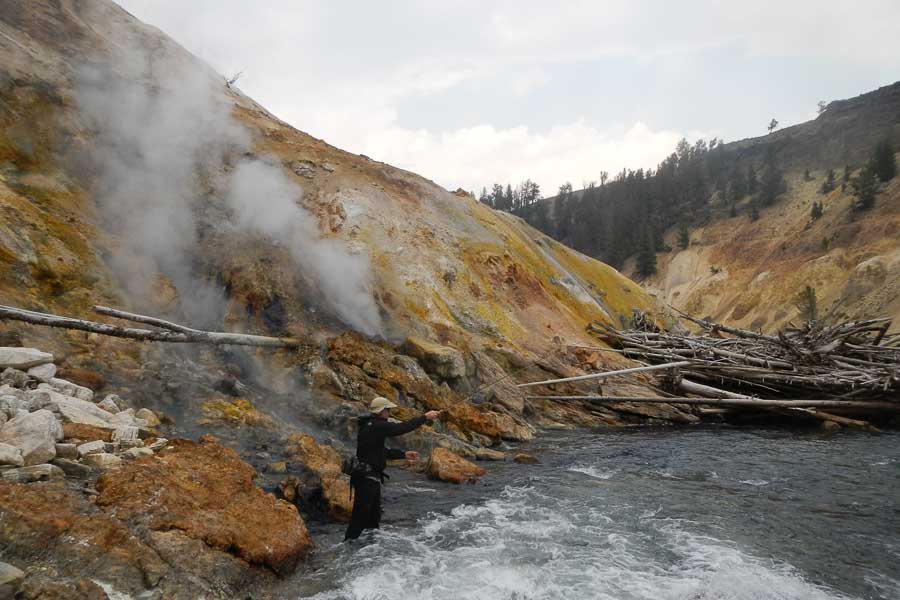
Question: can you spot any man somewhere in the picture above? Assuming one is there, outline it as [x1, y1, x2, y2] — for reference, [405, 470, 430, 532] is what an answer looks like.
[344, 396, 441, 540]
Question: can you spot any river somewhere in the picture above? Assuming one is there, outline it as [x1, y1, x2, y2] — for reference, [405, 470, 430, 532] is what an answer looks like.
[282, 428, 899, 599]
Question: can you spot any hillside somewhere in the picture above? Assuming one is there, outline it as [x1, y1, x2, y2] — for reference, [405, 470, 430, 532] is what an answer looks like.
[0, 1, 687, 596]
[0, 0, 658, 427]
[518, 83, 900, 333]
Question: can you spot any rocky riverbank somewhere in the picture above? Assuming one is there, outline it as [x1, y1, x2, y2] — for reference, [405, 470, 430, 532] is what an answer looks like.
[0, 346, 497, 599]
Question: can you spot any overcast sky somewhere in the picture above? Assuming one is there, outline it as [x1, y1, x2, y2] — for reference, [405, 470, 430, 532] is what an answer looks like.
[115, 1, 900, 195]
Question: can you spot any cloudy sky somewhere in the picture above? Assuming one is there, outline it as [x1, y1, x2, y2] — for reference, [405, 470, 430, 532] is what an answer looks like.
[115, 1, 900, 195]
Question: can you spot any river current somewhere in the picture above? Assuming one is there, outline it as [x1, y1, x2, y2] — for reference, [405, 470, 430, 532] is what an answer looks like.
[284, 428, 899, 600]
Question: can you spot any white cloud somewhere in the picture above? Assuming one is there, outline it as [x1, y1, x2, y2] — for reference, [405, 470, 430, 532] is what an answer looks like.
[114, 0, 900, 194]
[359, 120, 690, 194]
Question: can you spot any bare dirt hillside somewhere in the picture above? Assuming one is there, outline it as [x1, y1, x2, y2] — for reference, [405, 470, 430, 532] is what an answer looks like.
[639, 148, 900, 335]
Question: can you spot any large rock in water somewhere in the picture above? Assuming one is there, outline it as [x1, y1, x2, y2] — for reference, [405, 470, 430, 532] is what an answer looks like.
[427, 447, 486, 484]
[0, 348, 53, 370]
[284, 433, 353, 521]
[95, 437, 311, 575]
[0, 409, 62, 465]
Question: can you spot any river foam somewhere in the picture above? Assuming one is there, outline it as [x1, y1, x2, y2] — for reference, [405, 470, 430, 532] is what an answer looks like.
[305, 485, 849, 600]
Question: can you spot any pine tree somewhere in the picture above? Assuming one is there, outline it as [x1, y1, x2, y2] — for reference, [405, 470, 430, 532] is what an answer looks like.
[677, 223, 690, 249]
[820, 169, 836, 194]
[478, 187, 490, 207]
[750, 201, 760, 221]
[491, 183, 505, 210]
[803, 168, 812, 181]
[872, 139, 896, 182]
[810, 201, 823, 221]
[851, 166, 879, 211]
[843, 165, 851, 183]
[794, 286, 818, 321]
[636, 227, 657, 277]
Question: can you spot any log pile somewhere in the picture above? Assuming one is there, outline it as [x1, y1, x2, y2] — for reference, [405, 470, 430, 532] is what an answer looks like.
[586, 316, 899, 404]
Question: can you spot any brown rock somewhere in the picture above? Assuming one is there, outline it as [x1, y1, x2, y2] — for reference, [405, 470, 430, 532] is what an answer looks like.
[427, 447, 486, 484]
[267, 460, 287, 474]
[0, 481, 169, 596]
[284, 433, 352, 520]
[62, 423, 112, 443]
[446, 403, 534, 442]
[95, 438, 311, 575]
[514, 453, 540, 464]
[279, 475, 300, 503]
[474, 448, 506, 461]
[16, 575, 108, 600]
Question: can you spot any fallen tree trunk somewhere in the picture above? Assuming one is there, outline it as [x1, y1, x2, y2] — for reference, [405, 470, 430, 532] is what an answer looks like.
[517, 361, 692, 388]
[524, 395, 900, 410]
[0, 304, 301, 348]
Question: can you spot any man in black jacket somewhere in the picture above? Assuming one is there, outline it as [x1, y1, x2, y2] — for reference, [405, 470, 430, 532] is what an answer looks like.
[344, 396, 441, 540]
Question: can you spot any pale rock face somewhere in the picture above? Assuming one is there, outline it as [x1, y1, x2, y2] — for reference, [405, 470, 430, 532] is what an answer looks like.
[81, 452, 123, 469]
[26, 363, 57, 383]
[0, 442, 24, 467]
[135, 408, 161, 427]
[112, 425, 139, 442]
[0, 348, 53, 370]
[0, 393, 21, 419]
[148, 438, 169, 451]
[56, 396, 120, 429]
[0, 368, 30, 389]
[0, 561, 25, 598]
[23, 388, 64, 412]
[54, 442, 78, 459]
[76, 440, 107, 457]
[1, 463, 65, 483]
[98, 394, 123, 412]
[124, 447, 153, 459]
[47, 377, 94, 402]
[0, 409, 62, 465]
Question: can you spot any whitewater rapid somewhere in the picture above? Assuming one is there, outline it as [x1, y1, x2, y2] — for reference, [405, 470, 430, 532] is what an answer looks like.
[288, 429, 899, 600]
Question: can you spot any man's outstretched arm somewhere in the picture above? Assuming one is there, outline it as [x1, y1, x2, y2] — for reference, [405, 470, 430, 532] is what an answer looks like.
[376, 410, 442, 437]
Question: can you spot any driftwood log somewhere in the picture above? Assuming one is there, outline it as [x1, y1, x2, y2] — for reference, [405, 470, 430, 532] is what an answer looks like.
[0, 304, 301, 348]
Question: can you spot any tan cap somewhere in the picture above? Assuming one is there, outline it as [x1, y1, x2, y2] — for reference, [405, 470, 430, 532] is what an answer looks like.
[369, 396, 398, 413]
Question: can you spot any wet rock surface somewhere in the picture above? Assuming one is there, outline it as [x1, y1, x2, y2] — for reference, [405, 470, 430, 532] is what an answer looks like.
[427, 447, 487, 484]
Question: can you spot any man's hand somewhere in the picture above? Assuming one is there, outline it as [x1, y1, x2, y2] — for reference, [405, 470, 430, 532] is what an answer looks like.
[404, 450, 419, 461]
[424, 410, 442, 421]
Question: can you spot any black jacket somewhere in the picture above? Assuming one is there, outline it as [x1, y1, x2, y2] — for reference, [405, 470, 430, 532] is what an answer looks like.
[355, 414, 426, 475]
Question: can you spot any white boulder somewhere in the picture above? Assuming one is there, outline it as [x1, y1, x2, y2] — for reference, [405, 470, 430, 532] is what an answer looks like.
[26, 363, 57, 383]
[135, 408, 161, 427]
[0, 409, 62, 465]
[0, 442, 24, 467]
[56, 396, 119, 429]
[76, 440, 106, 458]
[123, 447, 153, 459]
[47, 377, 94, 402]
[98, 394, 123, 413]
[0, 347, 53, 370]
[81, 452, 122, 469]
[2, 463, 65, 483]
